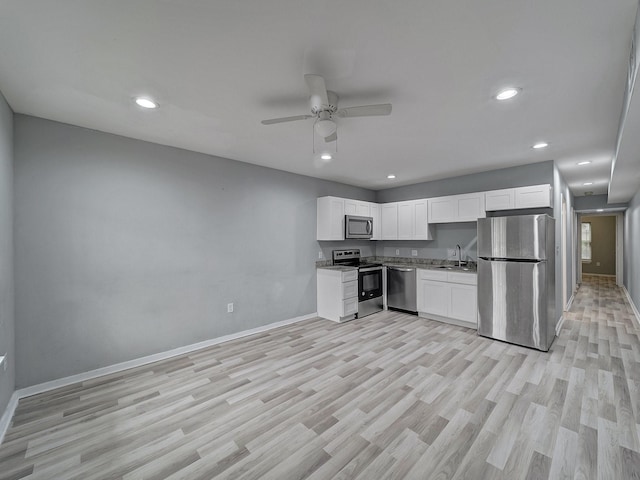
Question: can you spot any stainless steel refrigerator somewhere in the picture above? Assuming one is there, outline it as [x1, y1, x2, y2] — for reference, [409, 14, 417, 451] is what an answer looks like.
[477, 215, 556, 351]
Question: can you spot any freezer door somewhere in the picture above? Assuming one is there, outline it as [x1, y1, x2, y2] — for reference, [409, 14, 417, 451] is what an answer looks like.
[477, 215, 552, 260]
[477, 258, 551, 351]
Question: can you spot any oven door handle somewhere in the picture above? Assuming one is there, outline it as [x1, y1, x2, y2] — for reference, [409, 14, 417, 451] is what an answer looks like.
[359, 266, 383, 272]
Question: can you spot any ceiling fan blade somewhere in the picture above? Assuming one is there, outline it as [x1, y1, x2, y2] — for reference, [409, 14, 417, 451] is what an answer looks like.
[336, 104, 392, 118]
[304, 74, 329, 108]
[261, 115, 313, 125]
[324, 131, 337, 143]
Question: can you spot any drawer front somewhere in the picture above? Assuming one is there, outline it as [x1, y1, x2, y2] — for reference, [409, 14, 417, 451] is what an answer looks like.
[341, 270, 358, 282]
[418, 269, 448, 281]
[343, 297, 358, 316]
[342, 280, 358, 299]
[447, 272, 477, 285]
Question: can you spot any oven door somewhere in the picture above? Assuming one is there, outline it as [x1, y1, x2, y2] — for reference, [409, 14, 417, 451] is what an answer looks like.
[358, 267, 383, 301]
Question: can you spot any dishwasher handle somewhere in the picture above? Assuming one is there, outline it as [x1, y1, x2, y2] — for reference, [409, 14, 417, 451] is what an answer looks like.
[386, 266, 415, 272]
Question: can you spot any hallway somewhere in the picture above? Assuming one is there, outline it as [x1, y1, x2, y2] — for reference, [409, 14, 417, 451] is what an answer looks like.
[559, 274, 640, 479]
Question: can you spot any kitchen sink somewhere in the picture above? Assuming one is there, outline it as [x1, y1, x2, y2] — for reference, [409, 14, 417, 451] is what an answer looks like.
[436, 265, 473, 271]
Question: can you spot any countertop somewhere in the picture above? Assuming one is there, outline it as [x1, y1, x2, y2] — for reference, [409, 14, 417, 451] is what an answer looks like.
[316, 265, 357, 272]
[316, 257, 477, 273]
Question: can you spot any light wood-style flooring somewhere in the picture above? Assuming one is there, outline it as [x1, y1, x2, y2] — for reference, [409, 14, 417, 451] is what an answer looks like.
[1, 275, 639, 479]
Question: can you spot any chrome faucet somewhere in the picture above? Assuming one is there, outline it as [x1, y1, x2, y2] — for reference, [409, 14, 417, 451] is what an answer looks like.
[455, 244, 462, 267]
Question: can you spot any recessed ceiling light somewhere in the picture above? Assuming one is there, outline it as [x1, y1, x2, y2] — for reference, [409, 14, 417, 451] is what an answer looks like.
[320, 153, 332, 161]
[583, 182, 593, 186]
[577, 161, 591, 166]
[134, 97, 158, 109]
[496, 88, 520, 100]
[597, 209, 604, 212]
[387, 174, 396, 179]
[533, 142, 548, 149]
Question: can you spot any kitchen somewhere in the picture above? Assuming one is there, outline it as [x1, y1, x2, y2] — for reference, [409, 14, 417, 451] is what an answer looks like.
[316, 182, 556, 350]
[1, 1, 640, 478]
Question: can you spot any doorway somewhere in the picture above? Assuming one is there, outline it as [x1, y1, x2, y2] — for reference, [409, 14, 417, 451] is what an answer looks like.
[577, 213, 622, 286]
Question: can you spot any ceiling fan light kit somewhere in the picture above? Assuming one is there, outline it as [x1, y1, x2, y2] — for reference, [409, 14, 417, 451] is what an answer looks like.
[314, 117, 337, 138]
[261, 74, 392, 155]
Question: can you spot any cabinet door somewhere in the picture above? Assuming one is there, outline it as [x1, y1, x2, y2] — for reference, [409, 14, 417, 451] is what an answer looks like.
[397, 201, 414, 239]
[428, 197, 456, 223]
[413, 199, 432, 240]
[344, 199, 358, 215]
[515, 185, 552, 209]
[355, 202, 370, 216]
[449, 283, 477, 324]
[457, 194, 485, 221]
[345, 199, 370, 216]
[370, 203, 381, 240]
[381, 203, 398, 240]
[418, 279, 450, 316]
[317, 196, 345, 240]
[485, 189, 515, 211]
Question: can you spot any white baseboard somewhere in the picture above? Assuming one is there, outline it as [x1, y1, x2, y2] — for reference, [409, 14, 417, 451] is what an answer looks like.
[556, 315, 566, 336]
[622, 286, 640, 330]
[582, 273, 616, 277]
[565, 293, 575, 311]
[0, 312, 317, 445]
[0, 392, 19, 447]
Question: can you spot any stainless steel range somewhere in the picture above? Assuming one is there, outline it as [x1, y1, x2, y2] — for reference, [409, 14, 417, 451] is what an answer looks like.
[332, 249, 384, 318]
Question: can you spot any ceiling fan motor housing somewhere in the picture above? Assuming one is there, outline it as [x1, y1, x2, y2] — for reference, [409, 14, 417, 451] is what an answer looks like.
[310, 91, 339, 114]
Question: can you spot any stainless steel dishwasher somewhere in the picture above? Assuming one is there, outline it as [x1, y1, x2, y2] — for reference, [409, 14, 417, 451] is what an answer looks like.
[386, 265, 417, 313]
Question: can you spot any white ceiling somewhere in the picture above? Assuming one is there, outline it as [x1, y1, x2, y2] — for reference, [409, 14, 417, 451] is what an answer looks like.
[0, 1, 638, 197]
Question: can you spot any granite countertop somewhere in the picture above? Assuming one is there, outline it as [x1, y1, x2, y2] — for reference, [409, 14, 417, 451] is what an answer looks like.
[316, 265, 358, 272]
[316, 256, 477, 272]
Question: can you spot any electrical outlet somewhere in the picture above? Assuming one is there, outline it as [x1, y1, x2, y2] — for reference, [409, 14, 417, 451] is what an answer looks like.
[411, 250, 418, 257]
[395, 249, 400, 256]
[318, 251, 323, 259]
[227, 303, 234, 313]
[596, 262, 600, 266]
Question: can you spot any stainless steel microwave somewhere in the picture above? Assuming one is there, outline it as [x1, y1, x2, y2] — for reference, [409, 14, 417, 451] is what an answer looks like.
[345, 215, 373, 239]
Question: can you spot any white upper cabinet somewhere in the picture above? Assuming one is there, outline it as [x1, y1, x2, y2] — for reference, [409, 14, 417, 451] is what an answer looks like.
[382, 199, 432, 241]
[381, 203, 399, 240]
[485, 184, 552, 211]
[515, 184, 552, 209]
[399, 199, 431, 240]
[397, 201, 414, 239]
[485, 188, 515, 211]
[370, 203, 381, 240]
[317, 196, 345, 240]
[344, 199, 371, 217]
[428, 193, 485, 223]
[318, 183, 551, 241]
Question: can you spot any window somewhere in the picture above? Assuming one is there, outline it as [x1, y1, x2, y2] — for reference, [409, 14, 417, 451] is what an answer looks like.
[581, 222, 592, 262]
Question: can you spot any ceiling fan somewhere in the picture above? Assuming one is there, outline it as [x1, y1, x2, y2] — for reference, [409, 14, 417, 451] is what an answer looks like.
[261, 74, 392, 143]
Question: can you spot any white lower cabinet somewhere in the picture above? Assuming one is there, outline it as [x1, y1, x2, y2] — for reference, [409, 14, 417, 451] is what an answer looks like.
[417, 269, 477, 328]
[317, 268, 358, 323]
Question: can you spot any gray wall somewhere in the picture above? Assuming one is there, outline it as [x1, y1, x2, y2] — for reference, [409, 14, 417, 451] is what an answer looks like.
[376, 224, 479, 262]
[14, 115, 374, 387]
[624, 188, 640, 310]
[373, 161, 555, 263]
[553, 164, 574, 322]
[574, 194, 627, 212]
[0, 92, 14, 416]
[581, 215, 616, 275]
